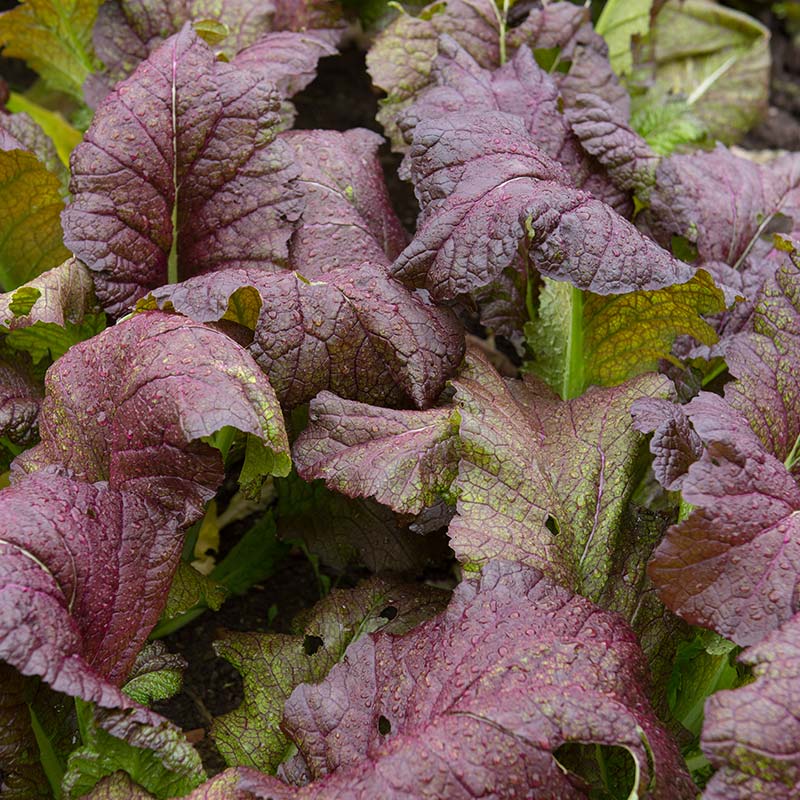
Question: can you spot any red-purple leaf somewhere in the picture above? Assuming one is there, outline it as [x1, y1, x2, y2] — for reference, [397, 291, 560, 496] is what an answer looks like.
[282, 128, 409, 272]
[293, 391, 459, 515]
[145, 265, 463, 409]
[64, 26, 303, 316]
[231, 560, 693, 798]
[400, 38, 629, 212]
[232, 30, 338, 98]
[702, 613, 800, 799]
[15, 311, 289, 523]
[0, 474, 184, 700]
[392, 112, 693, 301]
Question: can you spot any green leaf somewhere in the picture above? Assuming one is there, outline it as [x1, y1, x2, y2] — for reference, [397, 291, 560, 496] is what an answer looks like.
[121, 643, 185, 707]
[6, 92, 82, 167]
[0, 0, 101, 100]
[210, 512, 289, 597]
[149, 562, 228, 640]
[6, 315, 106, 363]
[0, 150, 70, 290]
[631, 0, 770, 144]
[667, 630, 742, 736]
[630, 98, 708, 156]
[211, 578, 448, 772]
[525, 271, 725, 399]
[596, 0, 655, 77]
[62, 699, 204, 800]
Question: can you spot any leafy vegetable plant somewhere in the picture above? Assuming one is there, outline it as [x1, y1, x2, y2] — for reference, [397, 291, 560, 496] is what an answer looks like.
[0, 0, 797, 797]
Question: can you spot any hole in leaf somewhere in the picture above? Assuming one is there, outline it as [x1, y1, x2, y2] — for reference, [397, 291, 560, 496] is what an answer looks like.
[378, 715, 391, 735]
[379, 605, 398, 620]
[545, 515, 560, 536]
[554, 743, 637, 797]
[303, 634, 324, 656]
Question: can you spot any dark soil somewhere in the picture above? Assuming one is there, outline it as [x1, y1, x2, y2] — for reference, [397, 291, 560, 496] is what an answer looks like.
[152, 549, 333, 773]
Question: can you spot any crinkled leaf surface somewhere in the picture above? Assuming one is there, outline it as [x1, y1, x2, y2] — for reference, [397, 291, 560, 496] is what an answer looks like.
[0, 354, 42, 449]
[144, 265, 463, 410]
[393, 112, 693, 301]
[631, 396, 702, 491]
[232, 560, 693, 799]
[526, 270, 724, 399]
[400, 38, 629, 211]
[450, 348, 672, 600]
[367, 0, 624, 151]
[141, 130, 459, 409]
[564, 92, 658, 194]
[276, 472, 451, 573]
[293, 391, 459, 515]
[92, 0, 273, 92]
[0, 149, 69, 291]
[631, 0, 769, 144]
[15, 311, 290, 523]
[232, 30, 338, 99]
[702, 613, 800, 799]
[212, 577, 448, 772]
[283, 128, 409, 272]
[64, 26, 303, 316]
[0, 0, 100, 99]
[0, 474, 186, 705]
[648, 261, 800, 644]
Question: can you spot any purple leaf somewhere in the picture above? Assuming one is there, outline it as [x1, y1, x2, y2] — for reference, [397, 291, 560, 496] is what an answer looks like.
[643, 146, 800, 339]
[15, 311, 289, 523]
[631, 397, 702, 491]
[565, 92, 658, 193]
[401, 38, 628, 212]
[293, 391, 459, 515]
[232, 30, 338, 98]
[145, 265, 463, 409]
[649, 438, 800, 646]
[393, 112, 693, 301]
[702, 613, 800, 799]
[91, 0, 275, 95]
[0, 354, 41, 447]
[64, 26, 303, 316]
[235, 561, 693, 799]
[282, 128, 409, 272]
[0, 474, 185, 701]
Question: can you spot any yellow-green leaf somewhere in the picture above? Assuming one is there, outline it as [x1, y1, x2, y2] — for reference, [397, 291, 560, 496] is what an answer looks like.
[596, 0, 655, 77]
[0, 0, 101, 100]
[526, 270, 725, 398]
[0, 150, 69, 291]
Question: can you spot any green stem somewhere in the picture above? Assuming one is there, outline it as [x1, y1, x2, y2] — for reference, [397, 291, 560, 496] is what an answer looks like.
[149, 604, 208, 639]
[562, 286, 585, 400]
[28, 704, 64, 799]
[492, 0, 510, 65]
[785, 433, 800, 471]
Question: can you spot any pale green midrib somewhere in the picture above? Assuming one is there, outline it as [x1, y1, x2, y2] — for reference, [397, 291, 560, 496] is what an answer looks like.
[167, 54, 179, 285]
[562, 285, 585, 400]
[490, 0, 511, 65]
